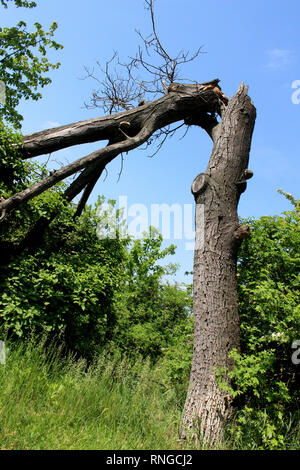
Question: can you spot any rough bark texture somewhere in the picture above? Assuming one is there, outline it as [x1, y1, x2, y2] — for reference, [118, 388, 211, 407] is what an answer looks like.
[20, 84, 220, 159]
[181, 83, 256, 445]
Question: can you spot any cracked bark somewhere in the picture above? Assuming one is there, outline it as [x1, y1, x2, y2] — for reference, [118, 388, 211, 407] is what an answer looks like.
[180, 83, 256, 445]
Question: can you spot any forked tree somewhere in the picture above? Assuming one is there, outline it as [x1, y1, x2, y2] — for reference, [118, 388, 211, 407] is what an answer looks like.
[0, 0, 256, 444]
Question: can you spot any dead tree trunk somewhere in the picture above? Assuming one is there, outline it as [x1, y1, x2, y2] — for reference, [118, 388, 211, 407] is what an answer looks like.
[180, 83, 256, 445]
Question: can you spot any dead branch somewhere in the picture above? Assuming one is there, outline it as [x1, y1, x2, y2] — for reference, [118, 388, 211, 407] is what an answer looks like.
[20, 84, 221, 159]
[0, 82, 226, 221]
[79, 0, 204, 161]
[1, 0, 225, 221]
[1, 112, 159, 218]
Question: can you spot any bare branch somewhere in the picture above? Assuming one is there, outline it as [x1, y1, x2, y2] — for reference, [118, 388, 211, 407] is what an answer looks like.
[117, 153, 125, 182]
[2, 113, 158, 218]
[81, 52, 142, 114]
[73, 168, 103, 218]
[81, 0, 204, 122]
[2, 80, 227, 220]
[64, 160, 106, 203]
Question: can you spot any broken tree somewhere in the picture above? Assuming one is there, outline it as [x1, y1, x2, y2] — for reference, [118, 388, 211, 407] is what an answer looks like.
[181, 82, 256, 444]
[0, 79, 256, 445]
[0, 0, 258, 447]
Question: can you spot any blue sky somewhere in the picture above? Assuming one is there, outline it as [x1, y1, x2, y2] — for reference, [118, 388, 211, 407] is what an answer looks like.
[2, 0, 300, 282]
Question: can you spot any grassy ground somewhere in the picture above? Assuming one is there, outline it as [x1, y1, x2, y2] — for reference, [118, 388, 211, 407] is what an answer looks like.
[0, 339, 198, 450]
[0, 339, 299, 450]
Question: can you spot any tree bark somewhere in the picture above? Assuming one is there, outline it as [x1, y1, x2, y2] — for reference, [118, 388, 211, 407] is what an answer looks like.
[1, 83, 221, 221]
[180, 83, 256, 445]
[20, 84, 220, 159]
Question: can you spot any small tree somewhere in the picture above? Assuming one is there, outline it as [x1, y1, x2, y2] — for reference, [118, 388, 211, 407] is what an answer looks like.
[0, 0, 63, 127]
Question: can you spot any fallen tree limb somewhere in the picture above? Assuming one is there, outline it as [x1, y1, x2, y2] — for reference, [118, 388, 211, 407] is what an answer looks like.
[1, 82, 224, 221]
[21, 83, 221, 158]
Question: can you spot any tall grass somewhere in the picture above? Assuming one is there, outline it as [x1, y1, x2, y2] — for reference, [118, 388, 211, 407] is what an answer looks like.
[0, 338, 298, 450]
[0, 338, 196, 450]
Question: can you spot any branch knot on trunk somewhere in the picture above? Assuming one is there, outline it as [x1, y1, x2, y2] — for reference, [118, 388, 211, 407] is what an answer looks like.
[191, 173, 210, 198]
[234, 224, 250, 241]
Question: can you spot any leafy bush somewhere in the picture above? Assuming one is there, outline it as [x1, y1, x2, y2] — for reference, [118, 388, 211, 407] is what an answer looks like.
[0, 201, 127, 358]
[112, 228, 193, 360]
[218, 192, 300, 449]
[0, 137, 193, 361]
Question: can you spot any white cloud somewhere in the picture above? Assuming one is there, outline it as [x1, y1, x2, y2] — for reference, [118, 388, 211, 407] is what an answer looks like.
[266, 49, 293, 70]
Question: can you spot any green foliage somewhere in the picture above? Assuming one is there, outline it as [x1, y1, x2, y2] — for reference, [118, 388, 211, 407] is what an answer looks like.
[218, 192, 300, 449]
[0, 123, 70, 248]
[157, 314, 193, 406]
[1, 1, 37, 8]
[0, 120, 26, 192]
[0, 124, 125, 358]
[0, 338, 197, 450]
[0, 123, 193, 367]
[0, 222, 193, 362]
[0, 137, 193, 361]
[1, 123, 298, 449]
[112, 228, 193, 360]
[0, 197, 128, 359]
[0, 0, 63, 126]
